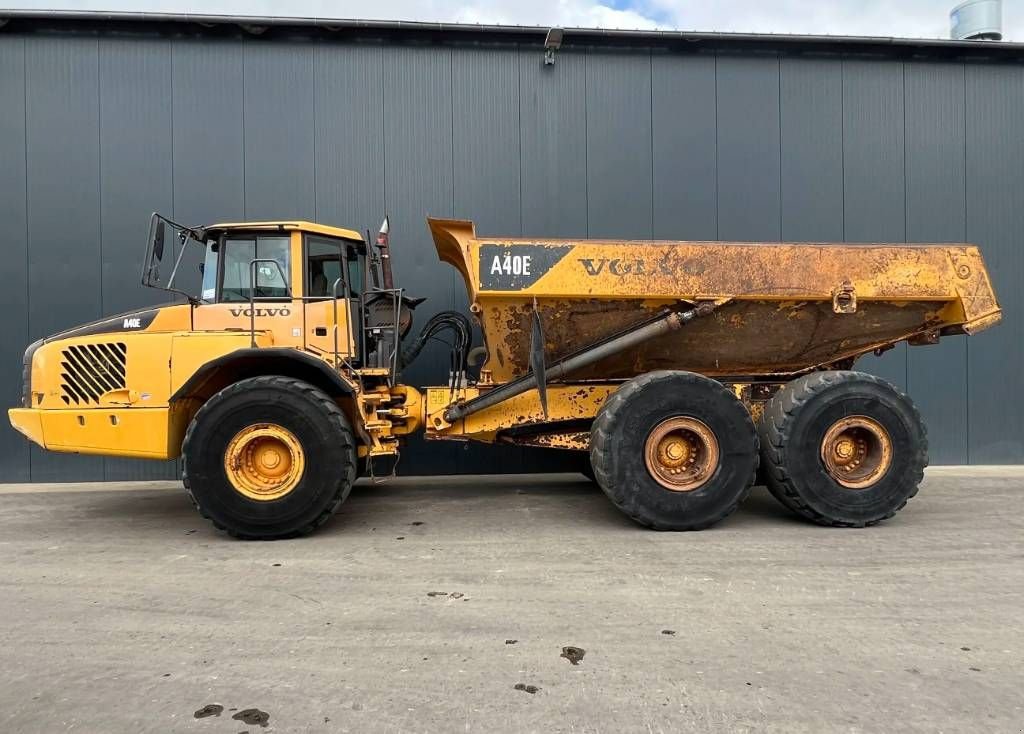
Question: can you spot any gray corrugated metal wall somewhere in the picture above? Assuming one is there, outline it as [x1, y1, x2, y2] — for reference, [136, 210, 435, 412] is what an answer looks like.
[0, 26, 1021, 481]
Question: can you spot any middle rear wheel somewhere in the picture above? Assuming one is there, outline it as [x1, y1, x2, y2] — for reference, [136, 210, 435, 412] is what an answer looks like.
[590, 371, 759, 530]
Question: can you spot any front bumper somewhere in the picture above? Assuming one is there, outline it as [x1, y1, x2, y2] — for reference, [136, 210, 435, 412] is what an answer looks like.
[9, 409, 44, 448]
[8, 407, 180, 460]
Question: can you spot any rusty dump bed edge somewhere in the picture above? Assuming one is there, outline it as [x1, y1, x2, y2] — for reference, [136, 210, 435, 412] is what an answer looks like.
[427, 218, 1001, 382]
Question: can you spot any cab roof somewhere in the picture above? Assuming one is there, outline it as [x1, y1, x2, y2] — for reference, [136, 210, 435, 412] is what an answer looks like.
[203, 220, 364, 242]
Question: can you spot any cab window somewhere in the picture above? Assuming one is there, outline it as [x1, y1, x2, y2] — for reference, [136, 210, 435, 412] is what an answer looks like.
[306, 236, 344, 300]
[306, 236, 364, 299]
[201, 242, 219, 302]
[347, 249, 364, 296]
[219, 236, 291, 302]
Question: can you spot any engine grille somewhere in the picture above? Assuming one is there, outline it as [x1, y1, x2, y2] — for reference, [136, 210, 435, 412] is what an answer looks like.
[60, 342, 127, 405]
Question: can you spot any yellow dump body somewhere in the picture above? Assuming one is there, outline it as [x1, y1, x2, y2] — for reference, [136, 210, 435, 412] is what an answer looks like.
[428, 219, 1001, 383]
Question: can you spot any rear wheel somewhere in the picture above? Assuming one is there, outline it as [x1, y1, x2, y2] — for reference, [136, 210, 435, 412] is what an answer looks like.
[758, 371, 928, 527]
[182, 375, 357, 539]
[590, 371, 759, 530]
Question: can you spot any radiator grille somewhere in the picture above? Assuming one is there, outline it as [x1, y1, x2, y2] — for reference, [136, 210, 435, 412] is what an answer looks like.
[60, 342, 127, 405]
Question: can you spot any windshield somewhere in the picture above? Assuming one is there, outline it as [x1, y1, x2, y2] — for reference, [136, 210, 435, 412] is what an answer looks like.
[199, 237, 291, 303]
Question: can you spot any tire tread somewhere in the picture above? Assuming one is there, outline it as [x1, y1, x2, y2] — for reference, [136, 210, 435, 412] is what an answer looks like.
[757, 370, 928, 527]
[182, 374, 356, 540]
[590, 370, 759, 531]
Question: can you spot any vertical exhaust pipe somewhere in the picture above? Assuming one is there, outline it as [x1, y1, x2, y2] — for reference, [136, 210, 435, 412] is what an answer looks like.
[376, 216, 394, 290]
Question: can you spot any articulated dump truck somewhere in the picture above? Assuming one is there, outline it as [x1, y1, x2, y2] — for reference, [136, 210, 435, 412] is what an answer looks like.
[9, 215, 1001, 538]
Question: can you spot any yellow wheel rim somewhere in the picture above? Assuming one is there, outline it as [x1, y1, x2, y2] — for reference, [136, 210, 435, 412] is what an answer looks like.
[820, 415, 893, 489]
[223, 423, 305, 501]
[644, 416, 720, 492]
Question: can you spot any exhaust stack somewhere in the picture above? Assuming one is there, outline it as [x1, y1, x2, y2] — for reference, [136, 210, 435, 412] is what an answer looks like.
[376, 216, 394, 289]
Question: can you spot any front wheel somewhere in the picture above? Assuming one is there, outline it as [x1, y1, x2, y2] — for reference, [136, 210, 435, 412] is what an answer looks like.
[182, 375, 357, 539]
[590, 371, 759, 530]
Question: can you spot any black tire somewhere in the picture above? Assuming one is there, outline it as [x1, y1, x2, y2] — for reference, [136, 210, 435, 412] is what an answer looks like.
[590, 370, 759, 530]
[758, 370, 928, 527]
[182, 375, 357, 540]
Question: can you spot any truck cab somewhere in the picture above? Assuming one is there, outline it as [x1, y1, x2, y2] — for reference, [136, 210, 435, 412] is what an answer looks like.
[9, 215, 422, 472]
[158, 219, 367, 360]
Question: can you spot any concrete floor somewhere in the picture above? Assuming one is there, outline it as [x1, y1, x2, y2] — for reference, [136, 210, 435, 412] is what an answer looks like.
[0, 468, 1021, 733]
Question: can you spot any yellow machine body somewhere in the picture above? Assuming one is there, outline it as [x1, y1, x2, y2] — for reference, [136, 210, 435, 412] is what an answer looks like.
[9, 217, 1003, 464]
[8, 221, 385, 460]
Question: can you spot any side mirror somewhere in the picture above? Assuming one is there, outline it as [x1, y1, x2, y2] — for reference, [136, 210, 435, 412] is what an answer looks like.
[153, 219, 166, 262]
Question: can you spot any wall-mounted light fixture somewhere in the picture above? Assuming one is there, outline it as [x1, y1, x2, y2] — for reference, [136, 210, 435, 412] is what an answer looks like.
[544, 27, 564, 65]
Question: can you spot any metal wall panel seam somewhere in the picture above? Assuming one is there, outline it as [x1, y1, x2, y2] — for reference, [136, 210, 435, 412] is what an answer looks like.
[960, 62, 969, 463]
[902, 60, 909, 392]
[713, 53, 726, 241]
[22, 37, 31, 480]
[776, 54, 782, 243]
[585, 47, 599, 236]
[241, 38, 247, 217]
[649, 50, 654, 239]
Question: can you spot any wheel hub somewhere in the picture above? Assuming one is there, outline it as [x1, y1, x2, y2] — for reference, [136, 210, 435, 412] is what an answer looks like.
[224, 423, 305, 501]
[657, 436, 691, 467]
[820, 416, 892, 489]
[833, 438, 856, 461]
[644, 417, 720, 492]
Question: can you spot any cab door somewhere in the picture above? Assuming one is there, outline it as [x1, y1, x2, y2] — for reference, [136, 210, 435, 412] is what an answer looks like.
[303, 235, 358, 363]
[192, 232, 304, 348]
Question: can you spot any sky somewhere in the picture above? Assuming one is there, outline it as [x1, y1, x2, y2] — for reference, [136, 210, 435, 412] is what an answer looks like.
[2, 0, 1020, 41]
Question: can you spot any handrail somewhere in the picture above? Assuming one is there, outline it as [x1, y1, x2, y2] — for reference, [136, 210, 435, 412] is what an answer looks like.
[331, 278, 340, 368]
[247, 258, 291, 348]
[241, 258, 404, 384]
[387, 288, 402, 377]
[329, 276, 355, 370]
[240, 259, 358, 369]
